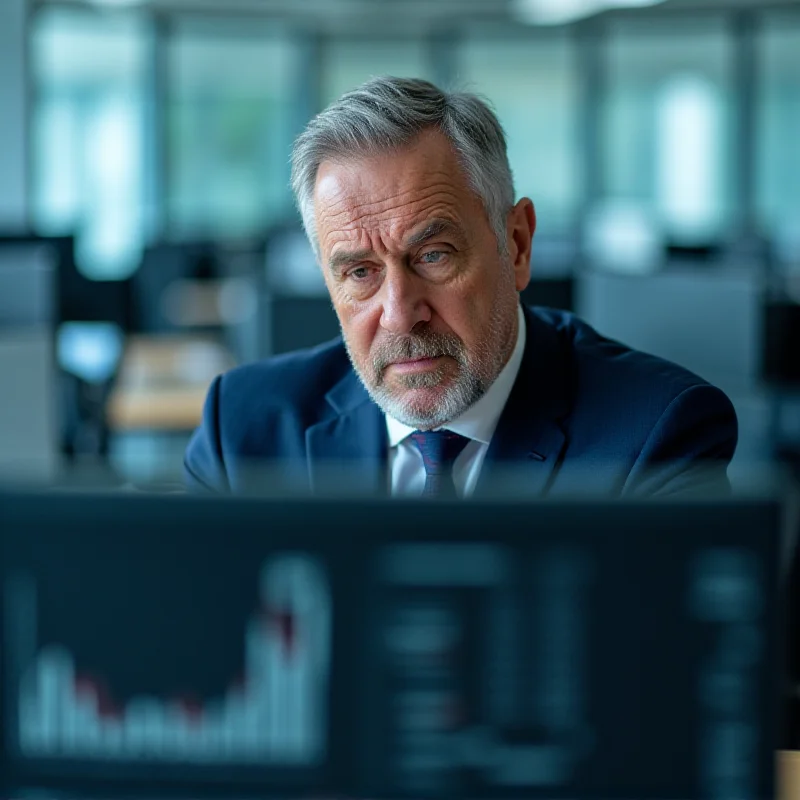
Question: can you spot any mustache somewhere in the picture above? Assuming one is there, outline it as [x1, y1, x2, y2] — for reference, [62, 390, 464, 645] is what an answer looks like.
[372, 329, 465, 372]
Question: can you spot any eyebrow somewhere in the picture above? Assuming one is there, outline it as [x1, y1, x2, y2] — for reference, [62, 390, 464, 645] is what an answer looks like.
[405, 218, 463, 248]
[328, 248, 374, 273]
[327, 218, 463, 273]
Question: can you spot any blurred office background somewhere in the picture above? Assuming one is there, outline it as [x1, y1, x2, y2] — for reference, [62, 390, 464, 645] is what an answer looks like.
[0, 0, 798, 488]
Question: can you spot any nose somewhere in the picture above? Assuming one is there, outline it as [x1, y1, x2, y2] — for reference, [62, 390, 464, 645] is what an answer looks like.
[379, 266, 432, 335]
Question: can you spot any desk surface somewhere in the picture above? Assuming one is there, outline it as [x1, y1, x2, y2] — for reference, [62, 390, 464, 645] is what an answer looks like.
[107, 335, 236, 432]
[781, 750, 800, 799]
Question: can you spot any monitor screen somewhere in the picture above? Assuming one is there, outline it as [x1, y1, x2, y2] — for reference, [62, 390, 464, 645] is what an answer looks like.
[0, 241, 56, 328]
[0, 495, 781, 800]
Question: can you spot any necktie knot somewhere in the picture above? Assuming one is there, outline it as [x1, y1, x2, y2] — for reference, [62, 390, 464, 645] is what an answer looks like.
[409, 430, 471, 498]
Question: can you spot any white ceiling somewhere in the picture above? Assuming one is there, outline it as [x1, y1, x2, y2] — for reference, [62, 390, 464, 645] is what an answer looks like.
[39, 0, 800, 22]
[31, 0, 800, 40]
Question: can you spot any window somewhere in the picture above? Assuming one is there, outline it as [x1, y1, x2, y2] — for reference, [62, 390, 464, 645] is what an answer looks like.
[655, 74, 721, 240]
[320, 38, 431, 109]
[756, 12, 800, 241]
[600, 16, 734, 243]
[167, 20, 304, 238]
[31, 6, 150, 279]
[454, 30, 581, 233]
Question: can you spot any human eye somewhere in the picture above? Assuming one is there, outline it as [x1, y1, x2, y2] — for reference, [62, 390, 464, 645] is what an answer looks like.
[419, 250, 448, 265]
[347, 265, 375, 281]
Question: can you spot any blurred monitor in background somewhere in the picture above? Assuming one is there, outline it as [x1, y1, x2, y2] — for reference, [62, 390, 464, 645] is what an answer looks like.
[762, 301, 800, 388]
[520, 232, 576, 312]
[0, 334, 58, 482]
[133, 240, 262, 366]
[0, 236, 61, 482]
[134, 241, 219, 334]
[0, 239, 56, 327]
[265, 222, 326, 297]
[519, 276, 574, 313]
[262, 296, 339, 356]
[664, 240, 725, 264]
[58, 261, 132, 336]
[577, 267, 761, 397]
[32, 237, 131, 466]
[261, 223, 338, 356]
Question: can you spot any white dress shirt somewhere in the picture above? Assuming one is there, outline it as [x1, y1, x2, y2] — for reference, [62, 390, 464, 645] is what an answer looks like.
[385, 304, 527, 498]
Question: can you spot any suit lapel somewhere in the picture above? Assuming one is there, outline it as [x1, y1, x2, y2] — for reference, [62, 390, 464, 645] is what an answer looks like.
[474, 306, 572, 498]
[305, 370, 388, 497]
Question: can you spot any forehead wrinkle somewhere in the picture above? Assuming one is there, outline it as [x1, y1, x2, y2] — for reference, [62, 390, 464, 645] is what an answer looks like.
[316, 157, 473, 259]
[316, 167, 463, 222]
[317, 161, 459, 205]
[345, 179, 461, 220]
[322, 190, 463, 244]
[325, 202, 461, 261]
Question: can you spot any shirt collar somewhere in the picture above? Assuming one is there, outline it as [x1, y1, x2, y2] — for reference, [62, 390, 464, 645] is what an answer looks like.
[385, 304, 527, 447]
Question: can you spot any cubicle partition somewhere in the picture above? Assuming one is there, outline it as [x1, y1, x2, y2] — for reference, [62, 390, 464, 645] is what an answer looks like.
[0, 235, 62, 482]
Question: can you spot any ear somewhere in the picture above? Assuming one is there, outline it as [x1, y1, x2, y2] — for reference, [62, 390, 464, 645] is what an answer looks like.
[506, 198, 536, 292]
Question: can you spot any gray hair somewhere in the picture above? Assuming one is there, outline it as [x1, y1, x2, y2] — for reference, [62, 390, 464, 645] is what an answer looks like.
[290, 76, 515, 258]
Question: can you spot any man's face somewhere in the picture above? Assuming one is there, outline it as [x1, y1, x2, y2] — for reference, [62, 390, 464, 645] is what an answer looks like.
[313, 129, 535, 429]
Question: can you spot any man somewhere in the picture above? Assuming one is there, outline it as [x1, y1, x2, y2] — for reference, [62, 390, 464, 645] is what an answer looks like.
[184, 77, 737, 499]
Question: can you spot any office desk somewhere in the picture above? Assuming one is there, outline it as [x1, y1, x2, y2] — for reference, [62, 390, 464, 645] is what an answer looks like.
[107, 335, 235, 432]
[781, 750, 800, 798]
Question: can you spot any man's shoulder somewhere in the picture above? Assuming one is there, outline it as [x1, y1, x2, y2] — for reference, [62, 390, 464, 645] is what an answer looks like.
[185, 337, 354, 490]
[525, 305, 737, 496]
[527, 305, 727, 412]
[217, 337, 351, 418]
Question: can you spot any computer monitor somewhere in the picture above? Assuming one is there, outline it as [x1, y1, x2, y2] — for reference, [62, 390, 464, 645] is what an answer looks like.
[520, 278, 574, 313]
[0, 335, 59, 481]
[0, 494, 781, 799]
[53, 236, 131, 331]
[0, 238, 57, 328]
[133, 241, 218, 334]
[763, 301, 800, 387]
[0, 236, 63, 479]
[577, 267, 761, 396]
[263, 294, 340, 356]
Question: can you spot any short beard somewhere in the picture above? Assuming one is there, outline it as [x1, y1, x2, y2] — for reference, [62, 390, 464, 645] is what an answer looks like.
[343, 295, 518, 430]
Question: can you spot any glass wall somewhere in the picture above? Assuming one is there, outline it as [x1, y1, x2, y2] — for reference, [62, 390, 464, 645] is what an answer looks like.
[167, 19, 304, 238]
[599, 16, 735, 244]
[756, 11, 800, 244]
[320, 38, 432, 109]
[28, 5, 800, 269]
[455, 29, 581, 233]
[31, 6, 151, 279]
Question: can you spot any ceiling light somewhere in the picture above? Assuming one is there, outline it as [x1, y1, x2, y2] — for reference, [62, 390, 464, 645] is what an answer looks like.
[612, 0, 668, 7]
[511, 0, 603, 25]
[87, 0, 148, 7]
[512, 0, 667, 26]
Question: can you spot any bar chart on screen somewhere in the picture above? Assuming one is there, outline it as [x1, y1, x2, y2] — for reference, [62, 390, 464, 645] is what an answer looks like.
[11, 555, 331, 765]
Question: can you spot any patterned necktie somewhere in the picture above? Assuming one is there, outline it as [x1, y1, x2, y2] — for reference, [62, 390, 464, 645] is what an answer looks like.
[409, 430, 471, 499]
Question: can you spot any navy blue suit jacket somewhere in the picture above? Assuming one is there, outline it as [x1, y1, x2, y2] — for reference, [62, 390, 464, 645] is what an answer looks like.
[184, 306, 737, 498]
